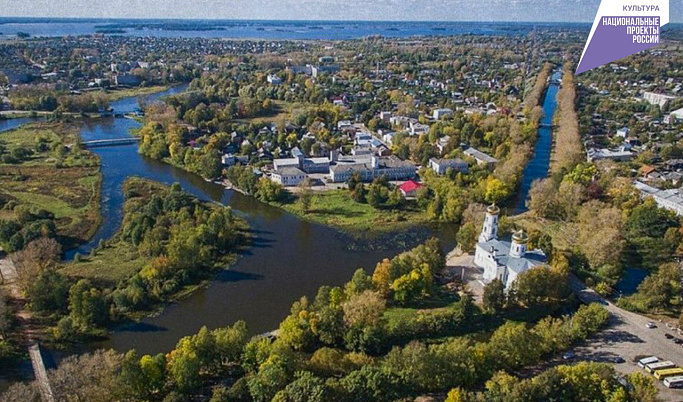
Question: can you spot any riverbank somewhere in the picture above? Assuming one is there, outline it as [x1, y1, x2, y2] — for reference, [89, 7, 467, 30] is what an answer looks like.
[0, 122, 102, 250]
[102, 85, 171, 102]
[0, 85, 172, 120]
[57, 177, 250, 336]
[278, 189, 431, 234]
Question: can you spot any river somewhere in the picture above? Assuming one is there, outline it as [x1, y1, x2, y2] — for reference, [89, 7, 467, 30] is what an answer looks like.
[54, 86, 457, 355]
[512, 70, 561, 213]
[3, 72, 557, 374]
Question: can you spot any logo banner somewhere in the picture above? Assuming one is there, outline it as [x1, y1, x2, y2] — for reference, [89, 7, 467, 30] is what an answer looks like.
[576, 0, 670, 74]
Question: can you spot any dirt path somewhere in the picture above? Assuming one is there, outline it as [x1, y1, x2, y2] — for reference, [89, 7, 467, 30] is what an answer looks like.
[0, 252, 55, 402]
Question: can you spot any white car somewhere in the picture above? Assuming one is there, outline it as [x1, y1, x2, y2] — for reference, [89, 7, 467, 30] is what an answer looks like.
[646, 322, 657, 329]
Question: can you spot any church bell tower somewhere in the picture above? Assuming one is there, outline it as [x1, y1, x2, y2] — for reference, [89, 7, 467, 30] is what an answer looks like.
[478, 203, 500, 243]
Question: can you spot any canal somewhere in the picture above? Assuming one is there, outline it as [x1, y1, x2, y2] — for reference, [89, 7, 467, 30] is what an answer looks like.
[512, 70, 561, 213]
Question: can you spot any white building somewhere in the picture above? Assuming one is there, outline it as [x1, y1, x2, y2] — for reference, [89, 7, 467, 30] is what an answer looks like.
[634, 181, 683, 216]
[616, 127, 629, 138]
[586, 147, 633, 162]
[464, 146, 498, 166]
[429, 158, 468, 175]
[267, 75, 282, 85]
[433, 108, 454, 120]
[668, 108, 683, 123]
[643, 91, 677, 108]
[436, 136, 451, 154]
[271, 167, 307, 187]
[473, 204, 548, 289]
[329, 155, 416, 183]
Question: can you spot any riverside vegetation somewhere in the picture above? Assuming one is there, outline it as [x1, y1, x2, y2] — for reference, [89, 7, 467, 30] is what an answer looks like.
[3, 239, 653, 402]
[4, 178, 248, 350]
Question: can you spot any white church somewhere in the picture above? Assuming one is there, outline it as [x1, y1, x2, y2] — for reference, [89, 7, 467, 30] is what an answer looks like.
[473, 204, 547, 289]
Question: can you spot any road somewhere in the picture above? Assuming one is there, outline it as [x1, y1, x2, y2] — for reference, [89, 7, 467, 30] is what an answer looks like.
[570, 275, 683, 401]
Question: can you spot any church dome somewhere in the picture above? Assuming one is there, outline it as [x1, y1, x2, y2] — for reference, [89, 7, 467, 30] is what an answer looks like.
[486, 203, 500, 215]
[512, 229, 528, 244]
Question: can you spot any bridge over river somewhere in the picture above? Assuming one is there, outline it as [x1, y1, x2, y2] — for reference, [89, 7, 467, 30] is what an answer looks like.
[81, 137, 140, 148]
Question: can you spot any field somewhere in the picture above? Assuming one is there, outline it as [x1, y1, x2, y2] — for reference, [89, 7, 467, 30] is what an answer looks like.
[103, 85, 170, 102]
[279, 190, 430, 233]
[0, 123, 102, 248]
[60, 240, 147, 285]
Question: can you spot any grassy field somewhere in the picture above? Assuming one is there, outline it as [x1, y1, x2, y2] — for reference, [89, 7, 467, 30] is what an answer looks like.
[103, 85, 170, 102]
[511, 212, 579, 251]
[60, 240, 148, 285]
[279, 190, 430, 234]
[0, 123, 102, 248]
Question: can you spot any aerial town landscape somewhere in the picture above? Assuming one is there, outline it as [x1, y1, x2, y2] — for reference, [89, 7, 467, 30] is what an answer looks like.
[0, 10, 681, 402]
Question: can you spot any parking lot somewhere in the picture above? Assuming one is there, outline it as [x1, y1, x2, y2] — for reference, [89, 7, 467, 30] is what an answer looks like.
[570, 277, 683, 401]
[444, 254, 683, 400]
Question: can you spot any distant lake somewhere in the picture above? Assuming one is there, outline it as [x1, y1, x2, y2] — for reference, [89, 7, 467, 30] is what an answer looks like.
[0, 18, 588, 40]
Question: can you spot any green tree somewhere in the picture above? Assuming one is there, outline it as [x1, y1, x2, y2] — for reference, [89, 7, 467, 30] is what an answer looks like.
[483, 279, 505, 313]
[68, 279, 108, 330]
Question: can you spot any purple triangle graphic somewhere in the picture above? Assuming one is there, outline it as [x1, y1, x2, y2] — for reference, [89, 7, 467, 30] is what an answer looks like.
[576, 16, 659, 74]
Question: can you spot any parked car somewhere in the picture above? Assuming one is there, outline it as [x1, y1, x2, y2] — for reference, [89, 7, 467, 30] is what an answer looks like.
[563, 351, 575, 360]
[612, 356, 625, 364]
[675, 338, 683, 345]
[666, 333, 674, 339]
[646, 322, 657, 329]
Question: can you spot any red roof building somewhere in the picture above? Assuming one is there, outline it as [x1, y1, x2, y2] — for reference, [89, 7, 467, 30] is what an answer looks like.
[399, 180, 424, 197]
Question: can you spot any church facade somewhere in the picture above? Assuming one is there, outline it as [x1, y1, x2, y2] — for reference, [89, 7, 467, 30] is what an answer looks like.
[473, 204, 547, 289]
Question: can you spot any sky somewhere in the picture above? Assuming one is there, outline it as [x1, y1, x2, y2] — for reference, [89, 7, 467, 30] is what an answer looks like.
[3, 0, 680, 22]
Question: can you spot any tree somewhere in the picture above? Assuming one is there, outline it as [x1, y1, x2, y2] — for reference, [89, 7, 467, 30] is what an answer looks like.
[528, 178, 558, 219]
[484, 322, 543, 370]
[510, 266, 567, 307]
[273, 371, 330, 402]
[247, 356, 291, 402]
[484, 177, 510, 204]
[256, 178, 286, 203]
[340, 365, 403, 402]
[47, 350, 124, 401]
[298, 178, 313, 214]
[577, 200, 625, 271]
[483, 279, 505, 313]
[199, 152, 222, 179]
[213, 320, 249, 366]
[167, 337, 202, 393]
[367, 183, 389, 209]
[342, 290, 386, 328]
[344, 269, 374, 296]
[28, 268, 70, 313]
[455, 222, 478, 253]
[68, 279, 108, 330]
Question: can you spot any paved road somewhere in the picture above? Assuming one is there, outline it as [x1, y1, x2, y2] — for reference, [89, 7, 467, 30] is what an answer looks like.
[570, 275, 683, 401]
